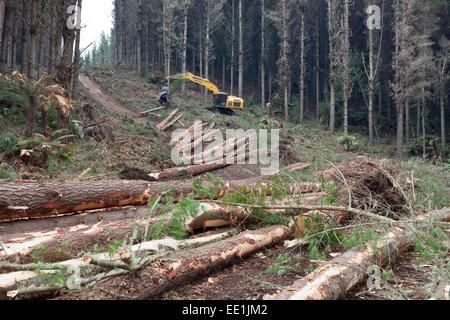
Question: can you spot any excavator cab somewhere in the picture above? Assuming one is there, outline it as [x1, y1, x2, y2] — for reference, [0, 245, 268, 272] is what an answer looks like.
[213, 93, 228, 107]
[213, 93, 244, 111]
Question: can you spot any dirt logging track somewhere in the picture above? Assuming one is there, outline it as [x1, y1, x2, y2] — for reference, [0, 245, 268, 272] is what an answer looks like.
[0, 156, 449, 300]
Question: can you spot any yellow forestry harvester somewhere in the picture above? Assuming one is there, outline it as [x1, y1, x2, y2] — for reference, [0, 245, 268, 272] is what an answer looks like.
[167, 72, 244, 115]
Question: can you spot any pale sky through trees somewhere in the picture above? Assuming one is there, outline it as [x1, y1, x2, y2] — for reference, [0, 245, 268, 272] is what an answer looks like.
[80, 0, 114, 52]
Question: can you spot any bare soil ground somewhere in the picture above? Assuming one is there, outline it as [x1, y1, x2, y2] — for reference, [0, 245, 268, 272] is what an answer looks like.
[210, 164, 262, 181]
[348, 248, 433, 300]
[78, 74, 146, 123]
[159, 245, 311, 300]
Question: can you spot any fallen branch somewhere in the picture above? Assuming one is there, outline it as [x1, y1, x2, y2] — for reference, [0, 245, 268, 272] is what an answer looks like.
[6, 269, 126, 299]
[204, 201, 396, 225]
[1, 229, 238, 298]
[75, 168, 91, 181]
[57, 225, 290, 300]
[284, 163, 311, 172]
[0, 262, 69, 272]
[186, 195, 329, 233]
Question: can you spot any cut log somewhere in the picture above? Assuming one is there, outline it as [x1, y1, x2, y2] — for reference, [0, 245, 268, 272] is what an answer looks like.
[416, 208, 450, 223]
[284, 163, 311, 172]
[169, 122, 197, 147]
[170, 122, 216, 150]
[139, 106, 165, 117]
[191, 129, 219, 151]
[186, 203, 253, 232]
[2, 194, 327, 257]
[183, 135, 252, 164]
[176, 129, 217, 154]
[57, 225, 290, 300]
[0, 180, 160, 221]
[160, 113, 184, 131]
[0, 176, 320, 221]
[1, 209, 150, 260]
[271, 209, 450, 300]
[148, 162, 230, 181]
[156, 108, 179, 130]
[1, 229, 238, 299]
[0, 206, 147, 237]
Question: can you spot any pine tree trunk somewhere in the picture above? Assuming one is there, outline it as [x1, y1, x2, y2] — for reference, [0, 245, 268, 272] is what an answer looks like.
[417, 101, 420, 138]
[199, 26, 203, 95]
[57, 0, 76, 140]
[260, 0, 265, 109]
[222, 56, 225, 90]
[21, 0, 30, 76]
[441, 82, 446, 158]
[137, 0, 143, 76]
[299, 12, 305, 124]
[0, 0, 10, 72]
[238, 0, 243, 98]
[204, 10, 210, 101]
[315, 7, 320, 120]
[49, 1, 56, 73]
[422, 96, 426, 159]
[37, 30, 44, 78]
[328, 0, 336, 134]
[230, 0, 235, 95]
[0, 0, 6, 63]
[163, 1, 171, 91]
[342, 0, 350, 136]
[268, 69, 272, 105]
[29, 0, 40, 80]
[405, 98, 410, 143]
[368, 27, 374, 145]
[10, 4, 17, 68]
[330, 81, 335, 134]
[181, 0, 188, 98]
[282, 0, 288, 122]
[72, 0, 82, 95]
[396, 103, 404, 160]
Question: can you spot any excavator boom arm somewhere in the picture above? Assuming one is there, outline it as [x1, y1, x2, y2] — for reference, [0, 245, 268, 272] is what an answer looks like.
[168, 72, 219, 93]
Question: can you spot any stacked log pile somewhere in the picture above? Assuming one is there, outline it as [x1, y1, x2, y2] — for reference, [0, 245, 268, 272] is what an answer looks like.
[156, 109, 182, 131]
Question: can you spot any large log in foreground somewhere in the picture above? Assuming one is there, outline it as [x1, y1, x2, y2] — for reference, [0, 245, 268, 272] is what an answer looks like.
[272, 209, 450, 300]
[273, 226, 411, 300]
[0, 180, 165, 221]
[0, 175, 318, 221]
[60, 225, 290, 300]
[1, 212, 150, 259]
